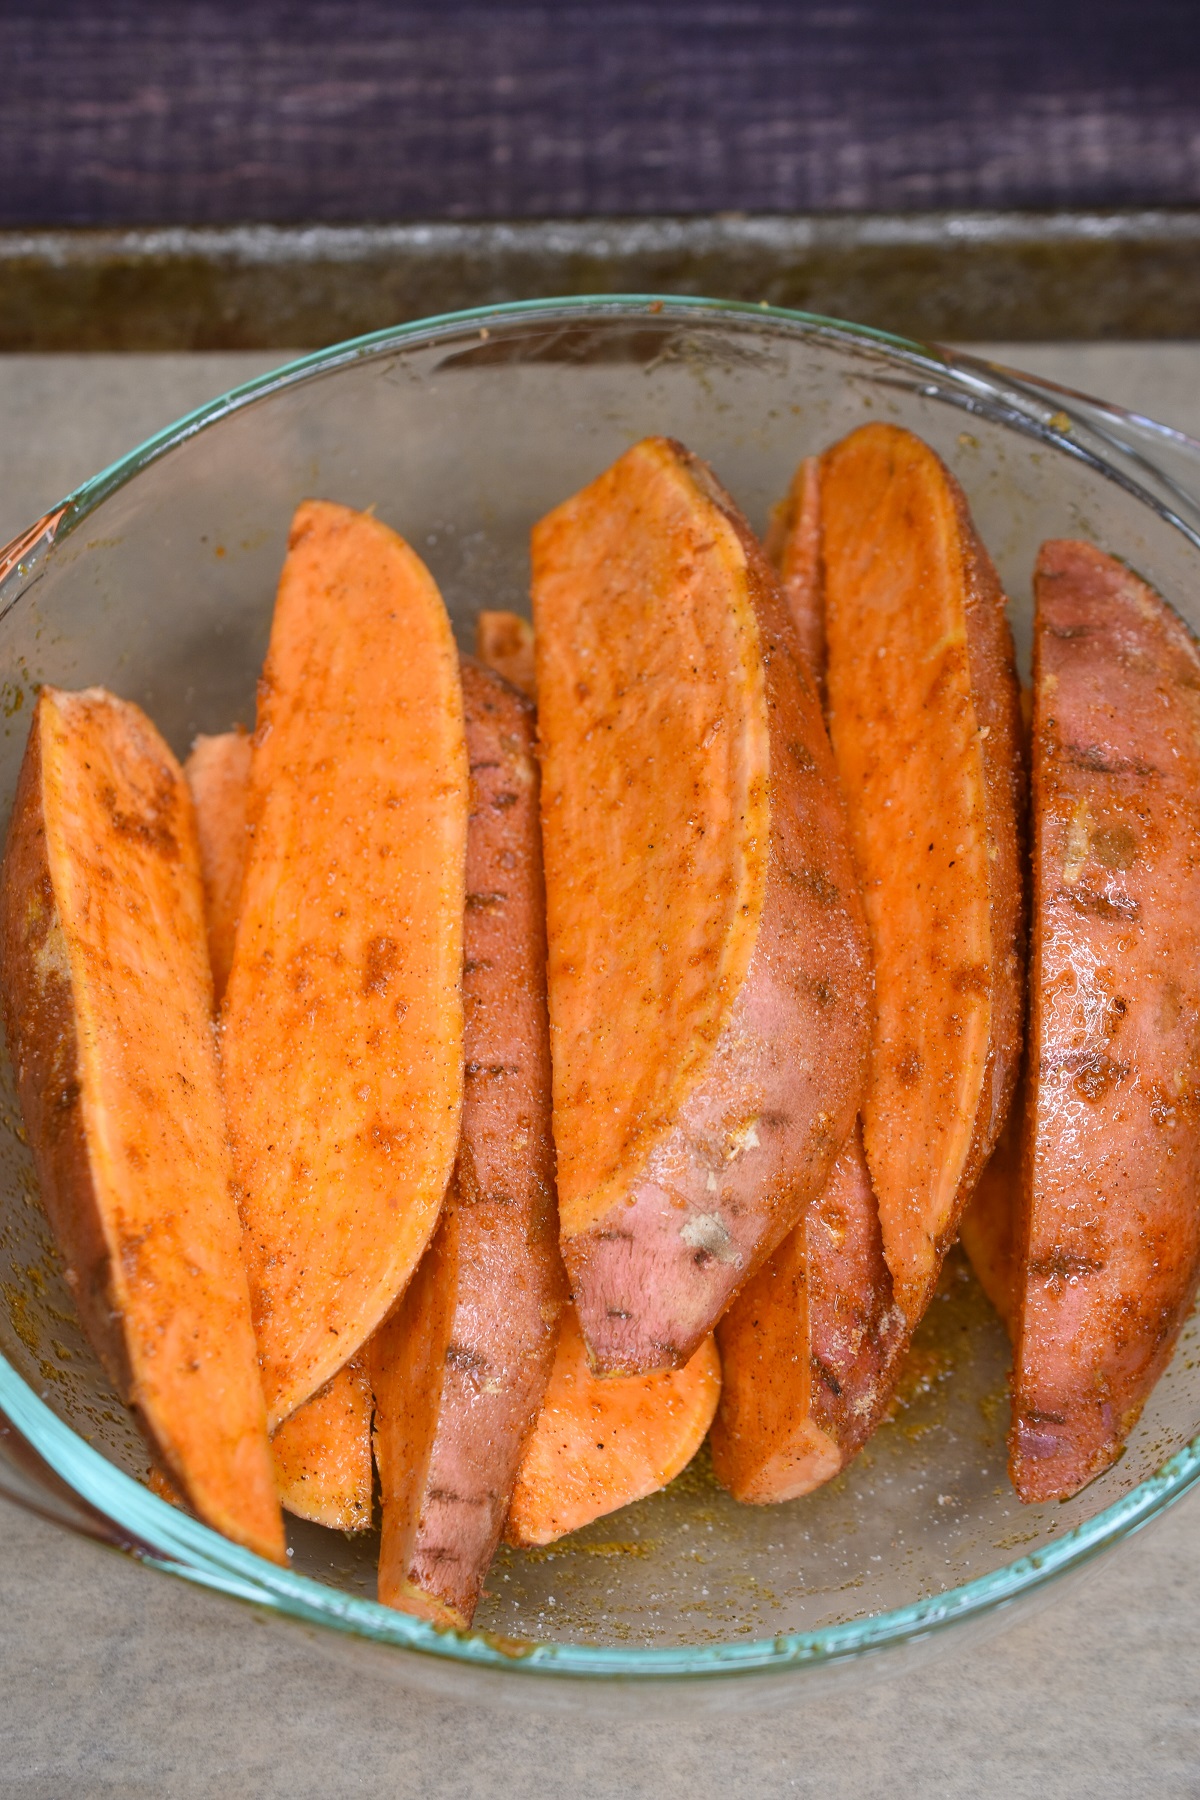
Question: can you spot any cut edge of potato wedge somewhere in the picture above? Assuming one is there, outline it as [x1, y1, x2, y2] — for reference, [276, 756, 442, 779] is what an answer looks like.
[822, 421, 1024, 1325]
[539, 437, 871, 1374]
[271, 1356, 374, 1532]
[504, 1307, 721, 1549]
[764, 453, 824, 695]
[222, 500, 468, 1427]
[475, 609, 536, 698]
[188, 719, 376, 1532]
[0, 686, 285, 1563]
[183, 727, 252, 1007]
[711, 1123, 906, 1504]
[533, 436, 771, 1240]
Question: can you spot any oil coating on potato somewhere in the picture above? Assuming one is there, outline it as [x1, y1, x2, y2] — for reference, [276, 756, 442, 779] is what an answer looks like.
[371, 660, 564, 1628]
[822, 423, 1026, 1327]
[1012, 540, 1200, 1503]
[534, 437, 871, 1374]
[0, 688, 284, 1563]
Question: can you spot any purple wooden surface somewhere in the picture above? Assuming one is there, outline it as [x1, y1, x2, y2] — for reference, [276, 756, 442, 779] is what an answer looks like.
[3, 1, 1199, 226]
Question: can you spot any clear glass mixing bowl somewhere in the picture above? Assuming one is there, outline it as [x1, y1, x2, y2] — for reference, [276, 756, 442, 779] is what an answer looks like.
[2, 298, 1200, 1704]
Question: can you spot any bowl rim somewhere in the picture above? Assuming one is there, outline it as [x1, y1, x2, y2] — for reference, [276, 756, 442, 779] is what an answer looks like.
[3, 290, 1200, 1685]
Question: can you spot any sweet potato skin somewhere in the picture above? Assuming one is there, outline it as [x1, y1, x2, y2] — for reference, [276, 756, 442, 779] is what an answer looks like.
[822, 423, 1026, 1324]
[506, 1307, 721, 1548]
[705, 456, 906, 1503]
[371, 660, 563, 1627]
[711, 1124, 904, 1502]
[0, 688, 284, 1562]
[184, 728, 251, 1006]
[475, 611, 536, 698]
[535, 438, 870, 1373]
[1011, 541, 1200, 1502]
[222, 501, 468, 1426]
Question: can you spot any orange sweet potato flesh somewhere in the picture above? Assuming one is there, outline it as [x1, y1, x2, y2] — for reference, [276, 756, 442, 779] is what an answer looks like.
[271, 1355, 373, 1531]
[764, 454, 824, 698]
[506, 1307, 721, 1548]
[959, 1094, 1022, 1337]
[371, 660, 564, 1626]
[222, 500, 468, 1427]
[186, 727, 374, 1529]
[475, 610, 536, 698]
[1011, 541, 1200, 1502]
[711, 1122, 904, 1502]
[0, 687, 284, 1562]
[822, 423, 1026, 1326]
[184, 729, 252, 1005]
[709, 463, 905, 1503]
[534, 437, 871, 1374]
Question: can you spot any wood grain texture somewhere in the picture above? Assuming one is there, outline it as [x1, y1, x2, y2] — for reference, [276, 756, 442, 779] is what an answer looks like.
[2, 2, 1198, 226]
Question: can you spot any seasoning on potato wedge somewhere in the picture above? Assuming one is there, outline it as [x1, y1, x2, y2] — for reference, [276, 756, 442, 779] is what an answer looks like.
[0, 687, 284, 1563]
[186, 728, 375, 1529]
[1011, 540, 1200, 1503]
[711, 1124, 903, 1502]
[271, 1356, 374, 1532]
[534, 436, 871, 1374]
[822, 422, 1026, 1326]
[371, 660, 564, 1627]
[221, 500, 468, 1428]
[506, 1307, 720, 1548]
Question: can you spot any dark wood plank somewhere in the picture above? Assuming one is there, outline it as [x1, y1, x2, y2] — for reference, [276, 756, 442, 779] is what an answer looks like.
[2, 2, 1199, 225]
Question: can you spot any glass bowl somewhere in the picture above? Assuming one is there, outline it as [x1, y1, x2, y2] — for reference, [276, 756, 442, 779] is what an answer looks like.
[2, 298, 1200, 1705]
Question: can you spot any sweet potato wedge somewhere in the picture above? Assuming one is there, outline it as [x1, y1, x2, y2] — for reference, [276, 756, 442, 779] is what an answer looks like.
[475, 610, 536, 698]
[370, 659, 563, 1626]
[711, 1123, 904, 1502]
[0, 687, 284, 1562]
[1011, 540, 1200, 1502]
[183, 728, 252, 1005]
[222, 500, 468, 1426]
[186, 726, 374, 1527]
[822, 423, 1025, 1325]
[704, 458, 908, 1502]
[764, 454, 824, 696]
[534, 437, 871, 1373]
[271, 1355, 373, 1531]
[959, 1093, 1022, 1338]
[506, 1307, 721, 1548]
